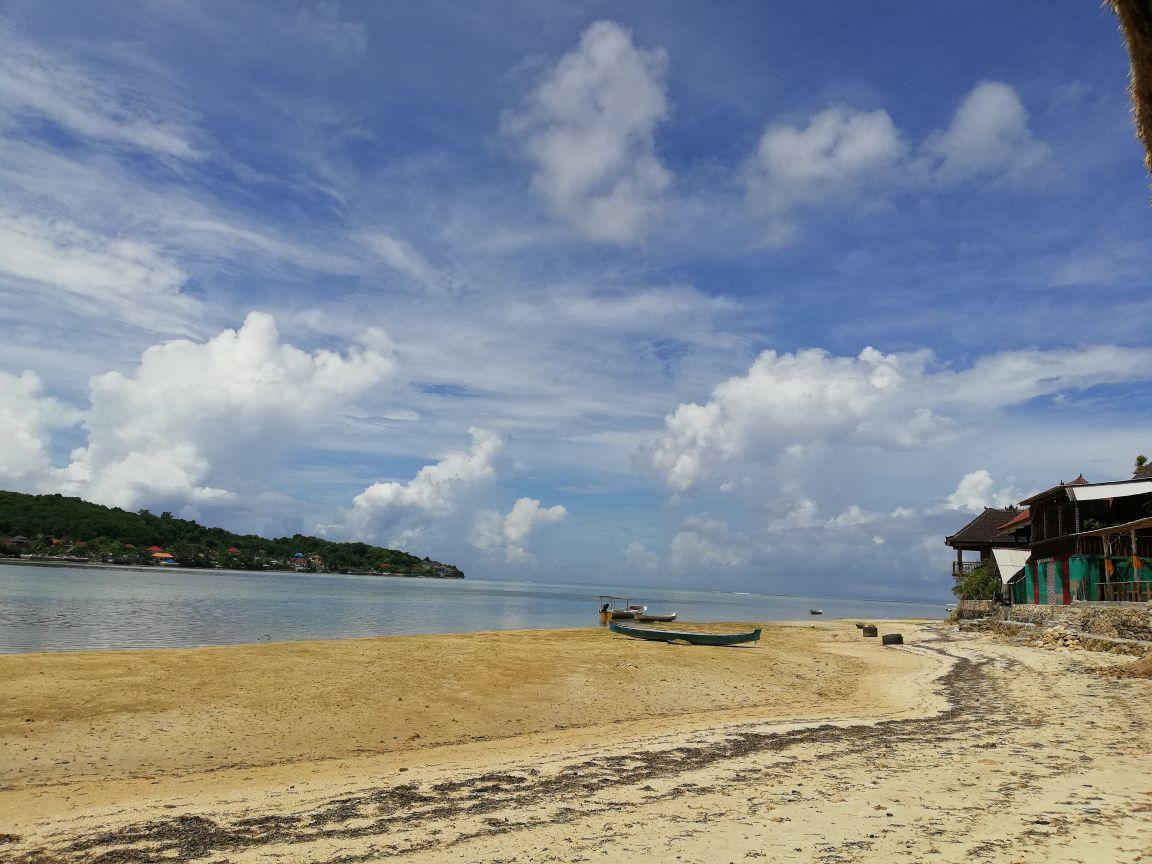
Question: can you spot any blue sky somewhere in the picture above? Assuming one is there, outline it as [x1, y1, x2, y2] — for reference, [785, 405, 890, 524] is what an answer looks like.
[1, 1, 1149, 598]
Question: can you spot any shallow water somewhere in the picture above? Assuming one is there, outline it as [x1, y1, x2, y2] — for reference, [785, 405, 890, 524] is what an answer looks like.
[0, 563, 946, 652]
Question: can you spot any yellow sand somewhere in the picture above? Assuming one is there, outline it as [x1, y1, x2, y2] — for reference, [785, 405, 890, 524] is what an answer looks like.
[2, 621, 1149, 864]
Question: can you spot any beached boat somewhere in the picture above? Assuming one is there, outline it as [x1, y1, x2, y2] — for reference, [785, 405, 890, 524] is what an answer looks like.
[609, 621, 761, 646]
[610, 605, 647, 619]
[598, 595, 648, 620]
[635, 612, 677, 622]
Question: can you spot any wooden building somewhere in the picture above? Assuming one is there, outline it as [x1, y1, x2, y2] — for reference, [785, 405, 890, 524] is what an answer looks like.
[1008, 475, 1152, 605]
[945, 506, 1029, 587]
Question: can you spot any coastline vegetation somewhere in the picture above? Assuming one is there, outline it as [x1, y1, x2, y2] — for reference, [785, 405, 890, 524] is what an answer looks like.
[951, 563, 1000, 601]
[0, 490, 462, 578]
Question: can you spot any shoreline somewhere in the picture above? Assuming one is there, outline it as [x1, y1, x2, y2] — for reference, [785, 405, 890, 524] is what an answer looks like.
[0, 556, 461, 578]
[0, 617, 939, 657]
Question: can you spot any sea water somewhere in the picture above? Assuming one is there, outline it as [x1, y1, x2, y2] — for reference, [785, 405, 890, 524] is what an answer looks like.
[0, 563, 946, 652]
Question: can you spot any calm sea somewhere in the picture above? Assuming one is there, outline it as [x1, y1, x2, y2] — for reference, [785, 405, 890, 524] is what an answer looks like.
[0, 563, 947, 653]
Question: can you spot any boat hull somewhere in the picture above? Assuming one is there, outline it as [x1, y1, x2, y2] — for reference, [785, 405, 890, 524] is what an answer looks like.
[609, 621, 761, 646]
[635, 613, 676, 622]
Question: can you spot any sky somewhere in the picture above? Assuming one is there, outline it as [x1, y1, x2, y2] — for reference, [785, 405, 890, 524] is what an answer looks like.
[1, 1, 1150, 599]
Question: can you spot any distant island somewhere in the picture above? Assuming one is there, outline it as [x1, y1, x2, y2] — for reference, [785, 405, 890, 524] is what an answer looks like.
[0, 490, 463, 578]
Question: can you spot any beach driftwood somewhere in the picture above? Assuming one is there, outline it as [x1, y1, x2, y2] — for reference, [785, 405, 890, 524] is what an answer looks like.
[862, 625, 878, 637]
[882, 633, 904, 646]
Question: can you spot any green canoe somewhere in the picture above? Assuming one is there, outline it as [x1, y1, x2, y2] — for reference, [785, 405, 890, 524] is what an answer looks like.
[609, 621, 761, 646]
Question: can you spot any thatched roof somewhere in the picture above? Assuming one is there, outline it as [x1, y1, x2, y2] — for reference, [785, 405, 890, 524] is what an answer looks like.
[1110, 1, 1152, 179]
[945, 507, 1022, 548]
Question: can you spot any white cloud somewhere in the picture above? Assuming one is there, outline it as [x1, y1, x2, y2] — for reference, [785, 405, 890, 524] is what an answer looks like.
[0, 30, 200, 160]
[623, 541, 660, 575]
[766, 499, 878, 533]
[925, 81, 1049, 184]
[0, 370, 80, 487]
[768, 497, 821, 531]
[944, 469, 1018, 513]
[347, 428, 504, 542]
[648, 344, 1152, 493]
[745, 106, 905, 244]
[828, 503, 876, 528]
[471, 496, 566, 564]
[504, 20, 670, 244]
[53, 312, 393, 510]
[743, 81, 1048, 243]
[359, 231, 438, 286]
[0, 209, 195, 330]
[669, 515, 748, 572]
[648, 347, 950, 493]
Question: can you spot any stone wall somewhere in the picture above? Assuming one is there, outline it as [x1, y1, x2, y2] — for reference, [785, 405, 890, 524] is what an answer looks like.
[952, 599, 998, 620]
[959, 617, 1150, 656]
[1004, 603, 1152, 642]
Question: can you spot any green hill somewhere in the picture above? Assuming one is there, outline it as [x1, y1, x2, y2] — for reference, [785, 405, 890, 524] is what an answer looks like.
[0, 490, 462, 578]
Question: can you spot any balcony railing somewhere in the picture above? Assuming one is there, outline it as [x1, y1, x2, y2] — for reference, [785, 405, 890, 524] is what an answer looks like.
[1094, 581, 1152, 603]
[952, 561, 983, 579]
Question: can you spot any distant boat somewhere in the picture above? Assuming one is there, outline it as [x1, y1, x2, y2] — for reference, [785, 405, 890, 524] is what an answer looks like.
[809, 609, 823, 615]
[635, 612, 677, 622]
[609, 621, 761, 646]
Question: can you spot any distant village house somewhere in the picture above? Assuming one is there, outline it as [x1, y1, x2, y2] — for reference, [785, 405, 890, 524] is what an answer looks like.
[947, 465, 1152, 605]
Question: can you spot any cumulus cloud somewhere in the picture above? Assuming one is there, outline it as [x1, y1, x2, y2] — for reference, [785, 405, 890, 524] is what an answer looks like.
[745, 107, 905, 244]
[0, 371, 80, 487]
[669, 515, 748, 572]
[648, 344, 1152, 493]
[504, 20, 670, 244]
[471, 496, 567, 564]
[766, 498, 879, 533]
[345, 428, 504, 543]
[53, 312, 393, 510]
[648, 347, 949, 493]
[944, 469, 1018, 513]
[744, 81, 1048, 243]
[924, 81, 1049, 184]
[623, 541, 660, 575]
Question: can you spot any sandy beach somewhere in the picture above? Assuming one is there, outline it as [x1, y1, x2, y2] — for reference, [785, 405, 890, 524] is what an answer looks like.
[1, 620, 1149, 863]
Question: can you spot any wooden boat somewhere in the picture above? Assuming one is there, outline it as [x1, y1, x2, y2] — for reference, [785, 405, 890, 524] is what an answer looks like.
[609, 621, 761, 646]
[635, 612, 677, 622]
[599, 596, 647, 620]
[610, 605, 647, 620]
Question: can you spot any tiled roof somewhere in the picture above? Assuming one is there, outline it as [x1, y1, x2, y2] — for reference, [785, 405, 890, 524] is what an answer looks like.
[996, 508, 1030, 532]
[946, 507, 1022, 547]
